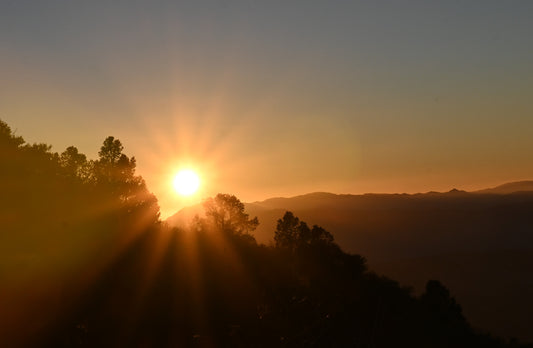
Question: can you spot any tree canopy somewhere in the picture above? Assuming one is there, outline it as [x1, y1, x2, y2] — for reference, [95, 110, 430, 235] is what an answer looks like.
[275, 211, 335, 251]
[203, 193, 259, 235]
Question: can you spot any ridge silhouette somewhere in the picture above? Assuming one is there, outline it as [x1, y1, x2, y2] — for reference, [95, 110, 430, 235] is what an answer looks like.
[2, 120, 531, 346]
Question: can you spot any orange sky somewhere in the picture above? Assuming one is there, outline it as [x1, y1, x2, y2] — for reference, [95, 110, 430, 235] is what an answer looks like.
[2, 2, 533, 218]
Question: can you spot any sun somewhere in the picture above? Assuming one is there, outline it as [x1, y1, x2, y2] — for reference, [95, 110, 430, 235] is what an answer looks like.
[173, 169, 200, 196]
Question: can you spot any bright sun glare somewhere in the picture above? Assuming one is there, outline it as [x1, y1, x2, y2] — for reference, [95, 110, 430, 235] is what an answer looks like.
[173, 169, 200, 196]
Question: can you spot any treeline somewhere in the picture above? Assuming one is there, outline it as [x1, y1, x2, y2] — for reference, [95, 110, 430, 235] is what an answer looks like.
[1, 120, 160, 345]
[0, 120, 529, 347]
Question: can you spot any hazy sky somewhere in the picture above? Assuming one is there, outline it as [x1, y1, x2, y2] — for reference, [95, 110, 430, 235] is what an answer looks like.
[2, 1, 532, 217]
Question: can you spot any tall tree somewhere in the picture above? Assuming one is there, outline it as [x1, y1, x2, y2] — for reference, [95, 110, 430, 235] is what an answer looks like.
[98, 136, 123, 164]
[274, 211, 303, 251]
[203, 193, 259, 235]
[59, 146, 88, 179]
[91, 136, 160, 225]
[0, 120, 24, 149]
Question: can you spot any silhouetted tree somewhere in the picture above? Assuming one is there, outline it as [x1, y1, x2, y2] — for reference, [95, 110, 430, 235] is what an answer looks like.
[94, 136, 135, 185]
[0, 120, 24, 148]
[309, 225, 334, 246]
[275, 211, 335, 251]
[203, 193, 259, 236]
[421, 279, 469, 342]
[89, 136, 160, 224]
[59, 146, 88, 179]
[98, 136, 123, 164]
[274, 211, 305, 251]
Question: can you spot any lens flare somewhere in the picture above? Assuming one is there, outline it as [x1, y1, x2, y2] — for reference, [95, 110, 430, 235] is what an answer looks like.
[173, 169, 200, 196]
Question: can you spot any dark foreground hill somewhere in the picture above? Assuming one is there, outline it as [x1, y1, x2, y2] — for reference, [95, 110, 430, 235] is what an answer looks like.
[167, 186, 533, 342]
[2, 119, 531, 346]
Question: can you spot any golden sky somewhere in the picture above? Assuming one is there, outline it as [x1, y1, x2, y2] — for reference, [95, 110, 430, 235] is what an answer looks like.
[2, 2, 533, 218]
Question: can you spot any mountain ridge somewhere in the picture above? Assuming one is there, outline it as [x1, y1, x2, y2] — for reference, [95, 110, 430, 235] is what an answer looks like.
[473, 180, 533, 194]
[165, 180, 533, 341]
[167, 180, 533, 226]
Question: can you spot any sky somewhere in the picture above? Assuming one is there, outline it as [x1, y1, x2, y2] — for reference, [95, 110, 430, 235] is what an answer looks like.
[1, 1, 533, 218]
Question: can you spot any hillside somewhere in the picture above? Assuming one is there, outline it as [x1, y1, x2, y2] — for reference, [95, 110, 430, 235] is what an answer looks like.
[4, 116, 530, 346]
[166, 183, 533, 341]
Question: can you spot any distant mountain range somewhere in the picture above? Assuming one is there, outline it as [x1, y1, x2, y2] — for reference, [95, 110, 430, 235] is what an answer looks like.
[473, 180, 533, 194]
[167, 181, 533, 252]
[166, 181, 533, 341]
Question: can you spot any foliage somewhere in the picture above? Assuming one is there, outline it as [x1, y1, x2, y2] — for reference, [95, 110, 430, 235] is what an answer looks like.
[0, 120, 161, 344]
[203, 193, 259, 236]
[274, 211, 335, 251]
